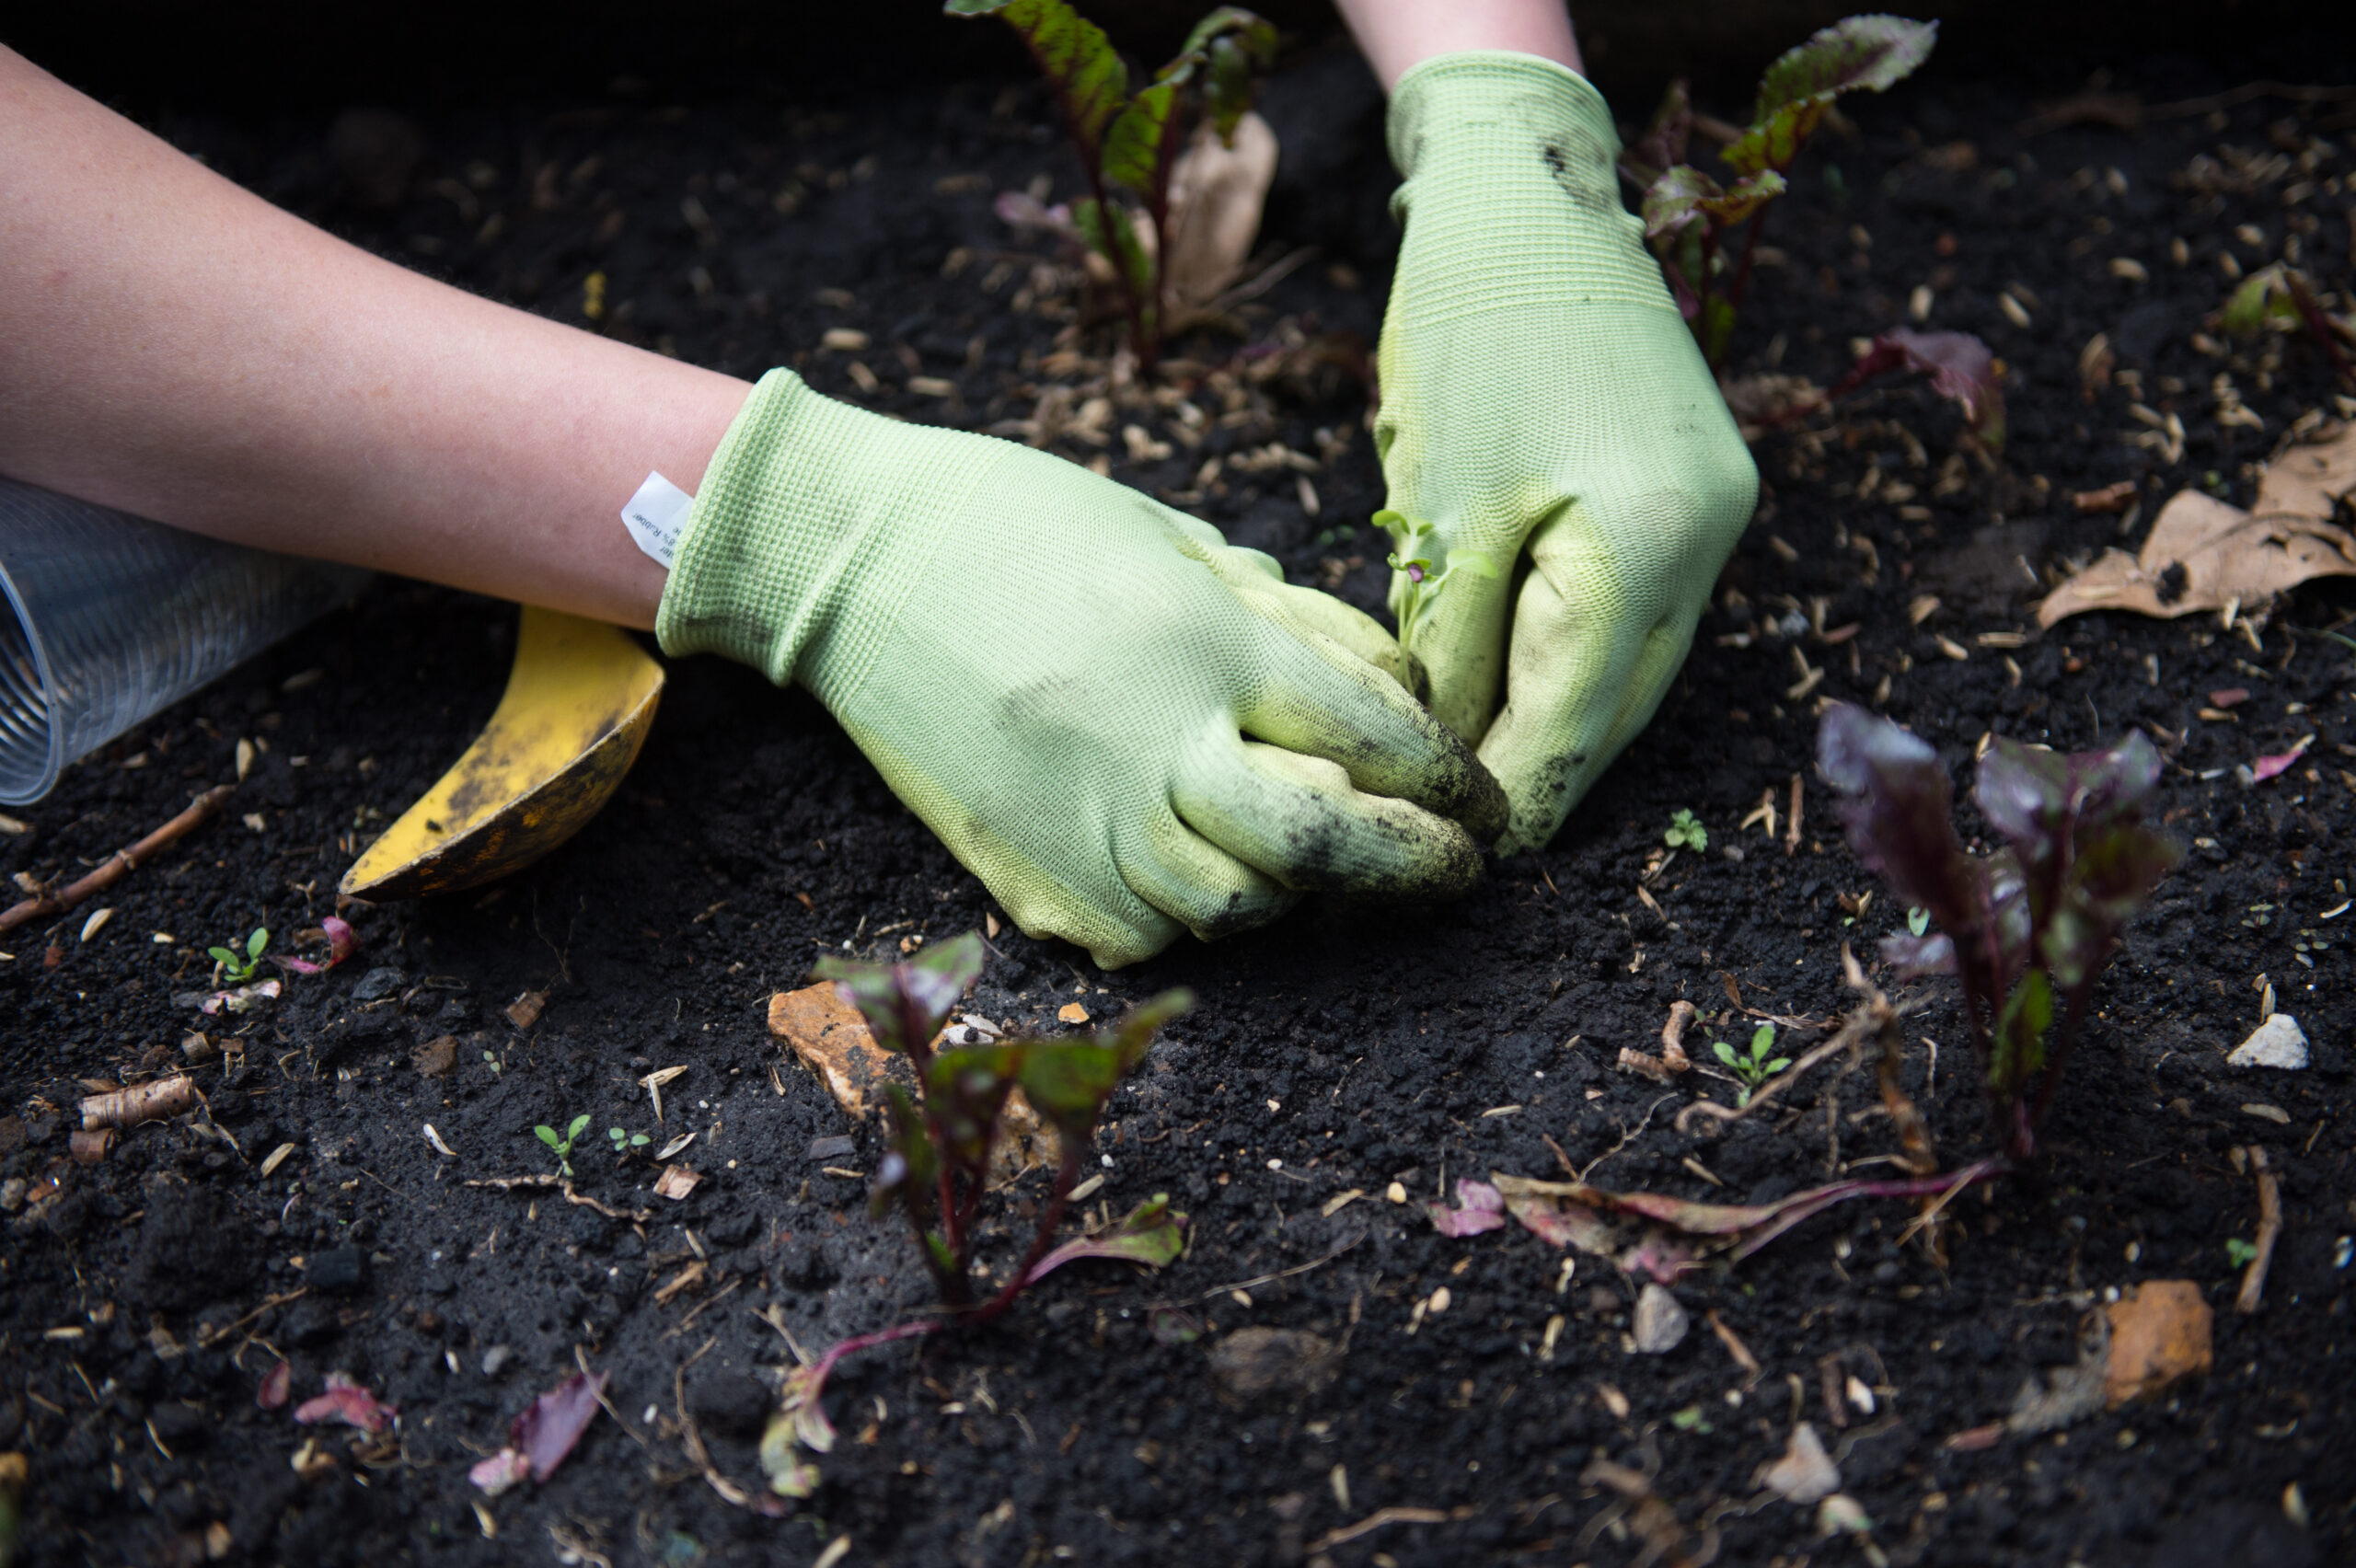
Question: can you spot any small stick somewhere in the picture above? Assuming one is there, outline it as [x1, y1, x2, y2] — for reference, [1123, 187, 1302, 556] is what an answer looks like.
[0, 785, 236, 935]
[80, 1076, 197, 1129]
[2236, 1146, 2282, 1314]
[1705, 1309, 1761, 1382]
[1784, 774, 1804, 857]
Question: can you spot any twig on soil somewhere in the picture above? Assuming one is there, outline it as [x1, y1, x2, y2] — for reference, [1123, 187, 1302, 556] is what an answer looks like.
[574, 1343, 652, 1454]
[1577, 1095, 1678, 1182]
[1705, 1309, 1761, 1384]
[464, 1174, 653, 1222]
[192, 1288, 306, 1349]
[672, 1358, 762, 1509]
[79, 1076, 197, 1129]
[1784, 773, 1803, 857]
[1305, 1505, 1456, 1554]
[2236, 1145, 2282, 1314]
[1154, 1229, 1367, 1309]
[0, 785, 236, 935]
[663, 1277, 743, 1340]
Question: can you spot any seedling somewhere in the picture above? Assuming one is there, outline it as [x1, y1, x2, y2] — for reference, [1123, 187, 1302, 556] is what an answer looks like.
[1666, 809, 1709, 851]
[1713, 1022, 1790, 1105]
[535, 1113, 591, 1178]
[1817, 702, 2180, 1162]
[946, 0, 1276, 370]
[608, 1127, 651, 1159]
[483, 1050, 502, 1078]
[2223, 263, 2354, 383]
[1907, 905, 1931, 937]
[208, 927, 270, 985]
[1374, 508, 1496, 655]
[2225, 1237, 2260, 1269]
[759, 931, 1191, 1498]
[1626, 16, 1936, 370]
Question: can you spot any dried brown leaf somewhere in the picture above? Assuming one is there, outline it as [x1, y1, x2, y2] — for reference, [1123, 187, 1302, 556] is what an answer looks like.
[2041, 422, 2356, 627]
[768, 982, 909, 1119]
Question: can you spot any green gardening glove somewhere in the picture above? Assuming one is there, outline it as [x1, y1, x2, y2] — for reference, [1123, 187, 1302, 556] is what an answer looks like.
[657, 370, 1506, 969]
[1375, 52, 1760, 853]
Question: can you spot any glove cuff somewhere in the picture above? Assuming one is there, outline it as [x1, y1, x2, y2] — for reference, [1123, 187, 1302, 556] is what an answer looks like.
[1387, 52, 1621, 189]
[655, 369, 1004, 695]
[1380, 51, 1670, 329]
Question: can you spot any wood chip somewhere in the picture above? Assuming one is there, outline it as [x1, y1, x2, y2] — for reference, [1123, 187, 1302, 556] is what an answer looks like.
[1057, 1001, 1091, 1024]
[1322, 1189, 1364, 1218]
[654, 1164, 701, 1201]
[2242, 1103, 2291, 1124]
[503, 990, 546, 1030]
[79, 1076, 194, 1129]
[260, 1142, 297, 1178]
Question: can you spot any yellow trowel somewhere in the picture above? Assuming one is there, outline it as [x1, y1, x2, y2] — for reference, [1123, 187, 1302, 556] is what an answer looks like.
[341, 605, 664, 899]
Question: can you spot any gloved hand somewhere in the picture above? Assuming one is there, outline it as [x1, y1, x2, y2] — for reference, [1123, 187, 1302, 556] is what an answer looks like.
[657, 369, 1507, 968]
[1374, 52, 1760, 853]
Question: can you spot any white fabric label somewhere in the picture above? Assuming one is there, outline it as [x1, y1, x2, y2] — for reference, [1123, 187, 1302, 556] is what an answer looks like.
[620, 470, 696, 569]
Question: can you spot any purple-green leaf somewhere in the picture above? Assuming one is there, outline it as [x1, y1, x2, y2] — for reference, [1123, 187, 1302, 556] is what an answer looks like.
[1816, 702, 1980, 933]
[1643, 167, 1787, 242]
[1026, 1193, 1188, 1283]
[816, 930, 986, 1059]
[1101, 81, 1178, 193]
[1753, 14, 1938, 118]
[1427, 1178, 1507, 1237]
[945, 0, 1129, 159]
[1823, 328, 2004, 449]
[1725, 15, 1936, 176]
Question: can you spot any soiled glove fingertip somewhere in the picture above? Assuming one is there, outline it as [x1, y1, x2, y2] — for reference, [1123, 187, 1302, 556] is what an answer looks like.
[1457, 755, 1511, 847]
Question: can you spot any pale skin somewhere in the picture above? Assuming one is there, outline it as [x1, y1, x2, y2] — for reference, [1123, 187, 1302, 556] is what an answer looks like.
[0, 1, 1581, 628]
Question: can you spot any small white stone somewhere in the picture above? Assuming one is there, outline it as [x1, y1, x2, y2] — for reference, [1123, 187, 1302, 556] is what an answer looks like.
[2227, 1014, 2309, 1070]
[1633, 1284, 1689, 1355]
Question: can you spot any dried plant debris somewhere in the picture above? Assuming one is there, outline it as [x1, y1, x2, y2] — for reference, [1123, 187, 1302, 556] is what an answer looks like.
[1426, 1178, 1507, 1238]
[470, 1372, 607, 1495]
[2041, 420, 2356, 627]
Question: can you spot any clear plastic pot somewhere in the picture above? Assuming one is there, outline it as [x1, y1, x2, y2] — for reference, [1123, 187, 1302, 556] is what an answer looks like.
[0, 477, 370, 805]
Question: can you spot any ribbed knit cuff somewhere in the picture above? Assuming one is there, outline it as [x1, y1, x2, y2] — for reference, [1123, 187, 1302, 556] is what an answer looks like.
[1382, 51, 1670, 326]
[654, 369, 1001, 694]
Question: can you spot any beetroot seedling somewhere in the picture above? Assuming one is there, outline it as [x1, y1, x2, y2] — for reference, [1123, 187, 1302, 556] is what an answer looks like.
[945, 0, 1276, 370]
[1626, 15, 1937, 370]
[760, 931, 1191, 1498]
[1817, 702, 2180, 1161]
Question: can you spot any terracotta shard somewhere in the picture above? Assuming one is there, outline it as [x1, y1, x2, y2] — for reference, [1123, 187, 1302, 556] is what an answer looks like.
[2103, 1279, 2213, 1407]
[768, 982, 909, 1119]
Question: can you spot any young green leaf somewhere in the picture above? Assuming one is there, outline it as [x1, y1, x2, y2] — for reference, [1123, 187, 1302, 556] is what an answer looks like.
[1907, 905, 1931, 936]
[1642, 166, 1787, 242]
[248, 928, 269, 961]
[208, 946, 238, 965]
[535, 1125, 561, 1148]
[567, 1113, 590, 1141]
[1750, 1023, 1776, 1055]
[1714, 1040, 1740, 1068]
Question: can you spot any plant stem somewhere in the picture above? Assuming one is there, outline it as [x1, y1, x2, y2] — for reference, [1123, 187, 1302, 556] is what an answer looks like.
[1725, 200, 1772, 317]
[971, 1143, 1084, 1326]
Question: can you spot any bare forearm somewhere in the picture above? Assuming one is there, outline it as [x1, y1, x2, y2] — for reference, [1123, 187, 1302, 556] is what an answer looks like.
[0, 46, 747, 628]
[1333, 0, 1582, 92]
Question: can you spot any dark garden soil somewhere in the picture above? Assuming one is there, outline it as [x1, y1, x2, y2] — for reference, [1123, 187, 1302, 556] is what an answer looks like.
[7, 28, 2356, 1568]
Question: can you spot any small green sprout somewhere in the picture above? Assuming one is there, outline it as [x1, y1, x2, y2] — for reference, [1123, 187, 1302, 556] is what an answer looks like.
[1666, 809, 1708, 851]
[609, 1126, 652, 1159]
[1713, 1022, 1791, 1105]
[1907, 905, 1931, 937]
[207, 927, 270, 985]
[1669, 1404, 1715, 1434]
[536, 1113, 592, 1178]
[483, 1050, 502, 1078]
[2225, 1237, 2259, 1269]
[1375, 509, 1496, 654]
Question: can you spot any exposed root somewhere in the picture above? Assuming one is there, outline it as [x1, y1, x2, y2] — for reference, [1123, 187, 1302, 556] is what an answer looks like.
[463, 1174, 653, 1223]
